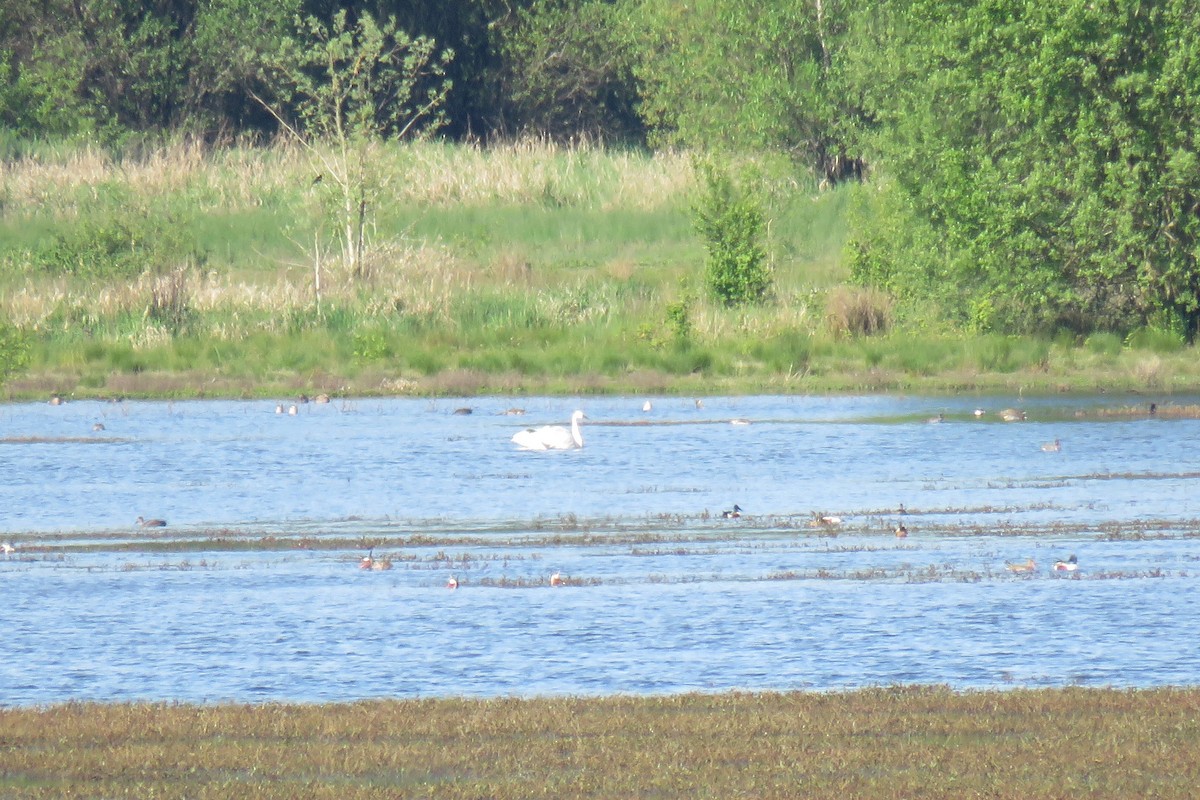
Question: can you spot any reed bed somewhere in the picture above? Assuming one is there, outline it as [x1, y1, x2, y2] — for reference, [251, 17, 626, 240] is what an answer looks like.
[2, 687, 1199, 798]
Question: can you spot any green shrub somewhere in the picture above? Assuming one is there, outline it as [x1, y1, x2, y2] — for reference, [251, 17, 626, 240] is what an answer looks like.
[1085, 332, 1123, 356]
[1126, 326, 1186, 354]
[0, 319, 29, 384]
[352, 329, 393, 362]
[692, 160, 771, 306]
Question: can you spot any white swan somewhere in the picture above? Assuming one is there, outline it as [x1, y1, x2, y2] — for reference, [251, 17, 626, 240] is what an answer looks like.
[512, 410, 586, 450]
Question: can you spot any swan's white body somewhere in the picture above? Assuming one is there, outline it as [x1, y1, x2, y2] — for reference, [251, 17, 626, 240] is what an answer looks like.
[512, 410, 586, 450]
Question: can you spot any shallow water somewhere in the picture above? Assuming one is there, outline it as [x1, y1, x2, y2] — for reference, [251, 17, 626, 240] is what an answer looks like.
[2, 394, 1198, 705]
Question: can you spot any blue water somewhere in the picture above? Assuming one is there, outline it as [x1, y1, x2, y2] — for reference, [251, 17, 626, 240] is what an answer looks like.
[2, 394, 1198, 705]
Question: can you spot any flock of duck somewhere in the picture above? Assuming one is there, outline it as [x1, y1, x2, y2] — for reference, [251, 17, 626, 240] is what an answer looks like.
[718, 507, 1080, 577]
[506, 402, 1077, 581]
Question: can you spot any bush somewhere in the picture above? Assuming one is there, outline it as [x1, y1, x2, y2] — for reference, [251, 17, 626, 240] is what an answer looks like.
[692, 161, 771, 306]
[0, 319, 29, 385]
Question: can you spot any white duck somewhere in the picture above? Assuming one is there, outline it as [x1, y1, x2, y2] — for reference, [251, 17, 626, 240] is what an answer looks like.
[512, 410, 586, 451]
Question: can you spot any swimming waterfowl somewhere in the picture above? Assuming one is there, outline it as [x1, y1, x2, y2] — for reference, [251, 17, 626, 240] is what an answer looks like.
[359, 548, 375, 570]
[315, 393, 331, 404]
[1041, 438, 1062, 452]
[136, 516, 167, 528]
[811, 513, 842, 527]
[895, 524, 908, 538]
[999, 408, 1027, 422]
[48, 394, 64, 406]
[1006, 558, 1037, 573]
[722, 504, 742, 519]
[927, 412, 945, 424]
[2, 542, 14, 557]
[287, 404, 298, 416]
[1053, 554, 1079, 572]
[275, 404, 284, 414]
[512, 410, 586, 450]
[643, 400, 652, 412]
[453, 407, 473, 415]
[371, 557, 392, 571]
[446, 576, 459, 589]
[92, 422, 105, 432]
[549, 572, 564, 587]
[730, 418, 751, 426]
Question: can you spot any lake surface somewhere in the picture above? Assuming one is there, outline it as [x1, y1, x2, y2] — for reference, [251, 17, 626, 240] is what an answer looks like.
[2, 394, 1198, 706]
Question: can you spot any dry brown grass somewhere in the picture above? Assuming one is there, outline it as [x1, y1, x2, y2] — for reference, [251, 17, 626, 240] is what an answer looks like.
[2, 687, 1198, 799]
[0, 137, 690, 217]
[824, 285, 894, 337]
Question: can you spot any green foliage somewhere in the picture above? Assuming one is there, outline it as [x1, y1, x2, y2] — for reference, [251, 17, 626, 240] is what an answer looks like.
[1126, 326, 1186, 355]
[277, 10, 453, 142]
[852, 0, 1200, 338]
[30, 203, 201, 280]
[497, 0, 643, 142]
[665, 293, 693, 342]
[352, 328, 393, 363]
[692, 161, 771, 306]
[0, 317, 29, 385]
[260, 9, 455, 276]
[631, 0, 869, 181]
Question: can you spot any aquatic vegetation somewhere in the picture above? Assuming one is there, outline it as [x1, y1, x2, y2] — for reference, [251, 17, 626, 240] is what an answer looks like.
[3, 687, 1200, 799]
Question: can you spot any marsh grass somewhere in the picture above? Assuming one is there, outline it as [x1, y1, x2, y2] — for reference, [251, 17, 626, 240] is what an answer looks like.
[5, 138, 1200, 398]
[3, 687, 1199, 799]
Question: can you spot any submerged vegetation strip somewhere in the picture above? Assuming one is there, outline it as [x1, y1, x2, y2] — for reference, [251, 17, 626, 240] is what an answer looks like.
[2, 687, 1200, 799]
[6, 514, 1200, 553]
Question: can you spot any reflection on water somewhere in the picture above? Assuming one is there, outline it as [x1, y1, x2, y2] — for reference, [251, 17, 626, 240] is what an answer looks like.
[1, 395, 1198, 705]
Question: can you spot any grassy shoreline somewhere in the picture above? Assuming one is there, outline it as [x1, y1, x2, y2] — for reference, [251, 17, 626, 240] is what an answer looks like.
[6, 355, 1200, 401]
[3, 687, 1199, 798]
[5, 139, 1200, 401]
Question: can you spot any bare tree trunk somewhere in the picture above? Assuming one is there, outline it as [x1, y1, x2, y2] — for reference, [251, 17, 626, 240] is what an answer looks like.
[313, 230, 323, 317]
[814, 0, 831, 75]
[343, 193, 356, 275]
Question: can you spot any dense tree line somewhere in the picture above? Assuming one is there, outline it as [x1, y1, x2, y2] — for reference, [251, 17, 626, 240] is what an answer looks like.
[2, 0, 1198, 337]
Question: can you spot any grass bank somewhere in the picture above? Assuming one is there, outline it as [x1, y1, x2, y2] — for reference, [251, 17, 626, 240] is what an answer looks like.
[3, 138, 1200, 400]
[2, 687, 1198, 798]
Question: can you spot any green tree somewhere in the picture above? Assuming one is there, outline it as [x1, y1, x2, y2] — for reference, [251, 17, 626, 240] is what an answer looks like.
[0, 0, 102, 137]
[631, 0, 868, 182]
[496, 0, 643, 142]
[183, 0, 301, 134]
[850, 0, 1200, 337]
[0, 0, 294, 139]
[255, 9, 454, 277]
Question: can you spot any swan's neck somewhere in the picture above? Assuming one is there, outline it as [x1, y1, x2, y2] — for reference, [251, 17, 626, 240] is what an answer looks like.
[570, 415, 583, 447]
